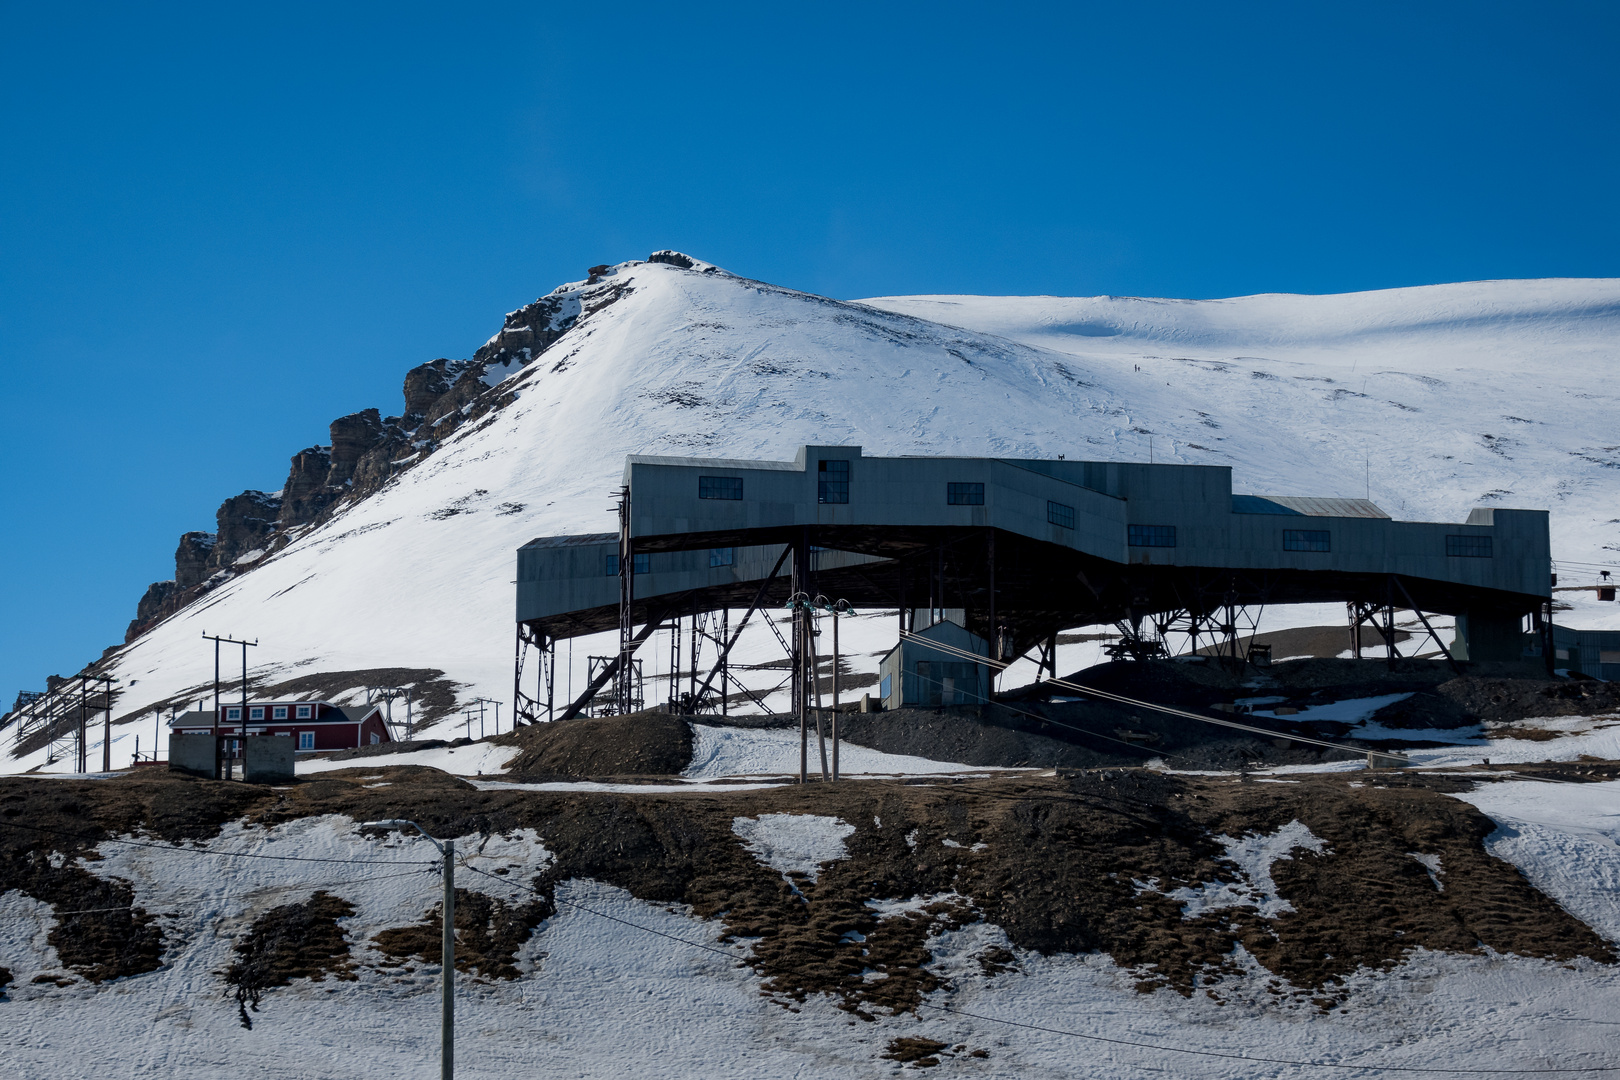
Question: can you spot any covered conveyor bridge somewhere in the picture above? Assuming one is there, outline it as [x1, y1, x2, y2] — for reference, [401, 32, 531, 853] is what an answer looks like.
[514, 445, 1552, 721]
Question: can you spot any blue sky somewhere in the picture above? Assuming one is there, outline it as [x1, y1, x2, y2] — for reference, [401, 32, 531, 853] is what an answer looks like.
[2, 1, 1616, 704]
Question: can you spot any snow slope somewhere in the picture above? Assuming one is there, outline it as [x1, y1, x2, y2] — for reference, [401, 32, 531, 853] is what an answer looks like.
[2, 791, 1617, 1078]
[11, 263, 1620, 772]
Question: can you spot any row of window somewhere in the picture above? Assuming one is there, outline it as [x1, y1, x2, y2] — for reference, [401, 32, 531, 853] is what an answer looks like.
[694, 474, 1497, 559]
[187, 730, 320, 749]
[1122, 527, 1494, 558]
[606, 548, 737, 576]
[604, 553, 650, 576]
[225, 704, 313, 721]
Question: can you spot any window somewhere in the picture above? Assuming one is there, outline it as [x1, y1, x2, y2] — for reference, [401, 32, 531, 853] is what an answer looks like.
[249, 706, 265, 720]
[817, 460, 849, 504]
[298, 731, 315, 750]
[699, 475, 743, 500]
[1128, 524, 1177, 548]
[272, 706, 288, 720]
[1047, 501, 1075, 529]
[370, 733, 381, 745]
[880, 674, 893, 701]
[1446, 534, 1493, 558]
[709, 547, 734, 567]
[1283, 529, 1331, 552]
[606, 553, 651, 575]
[947, 482, 984, 506]
[295, 705, 312, 719]
[226, 707, 242, 720]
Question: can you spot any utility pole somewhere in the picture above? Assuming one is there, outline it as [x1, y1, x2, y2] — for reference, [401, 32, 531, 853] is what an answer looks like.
[77, 676, 87, 773]
[616, 486, 633, 715]
[100, 675, 114, 772]
[830, 599, 849, 781]
[203, 633, 258, 780]
[363, 821, 454, 1079]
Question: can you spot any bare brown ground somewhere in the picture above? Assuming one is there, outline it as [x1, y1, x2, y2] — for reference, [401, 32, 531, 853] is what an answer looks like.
[372, 888, 553, 980]
[496, 710, 694, 779]
[226, 891, 357, 1027]
[2, 757, 1613, 1016]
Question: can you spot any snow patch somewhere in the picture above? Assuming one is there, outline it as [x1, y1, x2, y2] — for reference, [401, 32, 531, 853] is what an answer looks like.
[297, 741, 519, 776]
[1151, 820, 1328, 919]
[1410, 852, 1446, 891]
[684, 724, 1014, 780]
[1451, 779, 1620, 943]
[732, 813, 854, 883]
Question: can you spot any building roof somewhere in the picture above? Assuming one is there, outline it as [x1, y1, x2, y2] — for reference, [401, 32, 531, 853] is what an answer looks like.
[1231, 495, 1391, 519]
[519, 532, 617, 550]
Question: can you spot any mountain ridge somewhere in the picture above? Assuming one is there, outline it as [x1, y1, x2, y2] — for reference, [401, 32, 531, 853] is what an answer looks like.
[8, 255, 1620, 765]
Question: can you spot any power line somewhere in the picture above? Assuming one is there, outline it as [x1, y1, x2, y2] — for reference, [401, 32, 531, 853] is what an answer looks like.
[454, 859, 1620, 1075]
[904, 631, 1399, 762]
[0, 820, 434, 866]
[23, 869, 437, 918]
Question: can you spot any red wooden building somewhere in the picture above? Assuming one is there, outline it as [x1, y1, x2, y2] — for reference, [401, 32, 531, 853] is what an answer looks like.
[169, 700, 393, 753]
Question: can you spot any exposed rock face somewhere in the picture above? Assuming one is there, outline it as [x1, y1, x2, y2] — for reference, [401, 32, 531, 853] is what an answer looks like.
[471, 294, 581, 370]
[327, 409, 385, 485]
[647, 250, 695, 269]
[123, 252, 691, 643]
[130, 581, 178, 636]
[175, 532, 216, 588]
[403, 361, 454, 419]
[278, 447, 333, 527]
[212, 491, 281, 567]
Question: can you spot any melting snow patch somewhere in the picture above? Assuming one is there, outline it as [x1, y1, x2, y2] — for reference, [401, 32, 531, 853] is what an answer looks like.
[1253, 693, 1414, 724]
[1153, 820, 1328, 919]
[1410, 852, 1446, 891]
[732, 814, 854, 883]
[865, 892, 968, 921]
[297, 741, 519, 776]
[1450, 779, 1620, 943]
[685, 724, 1007, 779]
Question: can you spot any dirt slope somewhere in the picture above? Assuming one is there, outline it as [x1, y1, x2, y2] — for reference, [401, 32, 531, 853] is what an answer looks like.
[2, 763, 1613, 1017]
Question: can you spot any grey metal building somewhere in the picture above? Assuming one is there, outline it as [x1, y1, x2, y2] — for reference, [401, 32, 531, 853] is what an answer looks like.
[1552, 625, 1620, 680]
[515, 445, 1553, 719]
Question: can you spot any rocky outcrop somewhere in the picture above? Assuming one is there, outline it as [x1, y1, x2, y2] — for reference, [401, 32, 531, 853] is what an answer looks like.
[278, 447, 333, 527]
[212, 491, 281, 567]
[471, 294, 581, 371]
[123, 252, 694, 643]
[175, 532, 216, 588]
[328, 409, 385, 485]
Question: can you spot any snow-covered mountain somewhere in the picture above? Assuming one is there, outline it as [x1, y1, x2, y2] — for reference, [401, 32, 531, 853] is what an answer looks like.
[8, 255, 1620, 770]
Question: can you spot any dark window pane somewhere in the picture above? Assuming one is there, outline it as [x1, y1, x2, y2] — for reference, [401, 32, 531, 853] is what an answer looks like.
[947, 482, 984, 506]
[1283, 529, 1331, 552]
[1127, 524, 1177, 548]
[1047, 501, 1075, 529]
[817, 459, 849, 504]
[1446, 534, 1493, 558]
[709, 547, 734, 567]
[698, 475, 743, 500]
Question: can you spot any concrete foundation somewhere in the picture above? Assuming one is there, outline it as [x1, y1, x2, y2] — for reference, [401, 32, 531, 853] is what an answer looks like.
[168, 733, 218, 778]
[243, 735, 295, 782]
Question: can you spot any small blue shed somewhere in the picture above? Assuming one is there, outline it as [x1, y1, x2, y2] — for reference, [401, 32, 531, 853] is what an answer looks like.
[877, 620, 993, 710]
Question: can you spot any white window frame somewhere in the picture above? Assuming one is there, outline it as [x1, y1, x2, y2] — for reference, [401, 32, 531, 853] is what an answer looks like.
[272, 706, 288, 720]
[298, 731, 315, 750]
[295, 705, 312, 719]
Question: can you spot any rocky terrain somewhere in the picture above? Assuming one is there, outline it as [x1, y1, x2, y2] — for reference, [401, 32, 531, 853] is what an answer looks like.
[121, 256, 683, 642]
